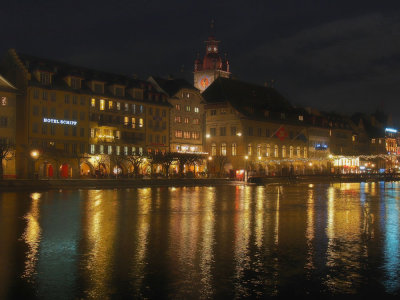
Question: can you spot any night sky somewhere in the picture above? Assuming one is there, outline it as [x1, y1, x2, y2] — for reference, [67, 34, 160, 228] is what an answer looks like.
[2, 0, 400, 124]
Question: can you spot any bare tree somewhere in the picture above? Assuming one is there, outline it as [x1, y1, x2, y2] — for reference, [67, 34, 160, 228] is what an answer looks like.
[159, 152, 176, 178]
[0, 140, 15, 179]
[213, 155, 228, 177]
[124, 152, 147, 178]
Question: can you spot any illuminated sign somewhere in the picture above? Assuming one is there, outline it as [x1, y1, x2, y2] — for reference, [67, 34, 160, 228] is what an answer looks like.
[315, 144, 328, 150]
[385, 128, 397, 133]
[43, 118, 77, 126]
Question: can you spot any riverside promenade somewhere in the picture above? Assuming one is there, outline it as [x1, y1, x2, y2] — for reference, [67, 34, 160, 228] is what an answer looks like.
[0, 173, 399, 191]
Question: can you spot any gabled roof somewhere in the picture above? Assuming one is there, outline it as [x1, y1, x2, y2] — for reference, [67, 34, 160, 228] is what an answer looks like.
[149, 76, 198, 97]
[202, 77, 292, 115]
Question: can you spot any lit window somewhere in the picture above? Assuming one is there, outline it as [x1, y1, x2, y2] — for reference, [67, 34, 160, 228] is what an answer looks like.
[298, 115, 303, 121]
[1, 97, 7, 106]
[248, 144, 252, 155]
[91, 98, 96, 107]
[90, 128, 95, 138]
[297, 146, 301, 157]
[211, 143, 216, 156]
[194, 107, 199, 113]
[108, 145, 112, 154]
[184, 117, 189, 124]
[175, 104, 181, 110]
[99, 145, 104, 154]
[289, 146, 293, 158]
[266, 144, 270, 157]
[371, 139, 375, 144]
[108, 101, 113, 110]
[282, 146, 286, 158]
[124, 116, 129, 126]
[274, 145, 278, 157]
[175, 130, 183, 138]
[257, 145, 261, 156]
[221, 143, 227, 156]
[125, 103, 129, 111]
[232, 143, 237, 156]
[175, 116, 181, 123]
[115, 131, 120, 139]
[139, 118, 143, 127]
[99, 99, 105, 110]
[90, 144, 95, 154]
[116, 146, 120, 155]
[132, 117, 136, 128]
[304, 147, 307, 158]
[185, 105, 191, 112]
[116, 102, 121, 110]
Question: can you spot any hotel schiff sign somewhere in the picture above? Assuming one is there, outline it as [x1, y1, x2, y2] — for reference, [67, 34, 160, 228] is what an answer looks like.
[43, 118, 78, 126]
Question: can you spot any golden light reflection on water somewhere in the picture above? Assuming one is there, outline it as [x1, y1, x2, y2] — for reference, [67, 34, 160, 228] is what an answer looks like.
[21, 193, 42, 281]
[84, 190, 118, 299]
[2, 183, 400, 297]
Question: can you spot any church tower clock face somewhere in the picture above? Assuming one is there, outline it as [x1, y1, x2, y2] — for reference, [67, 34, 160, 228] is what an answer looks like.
[199, 76, 210, 89]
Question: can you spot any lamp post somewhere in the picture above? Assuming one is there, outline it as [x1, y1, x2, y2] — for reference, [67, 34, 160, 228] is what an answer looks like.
[244, 155, 249, 182]
[207, 156, 212, 178]
[30, 150, 39, 179]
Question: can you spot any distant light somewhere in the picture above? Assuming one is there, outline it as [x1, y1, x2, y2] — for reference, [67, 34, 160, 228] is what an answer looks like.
[208, 156, 212, 161]
[360, 166, 365, 170]
[245, 156, 249, 160]
[237, 132, 242, 136]
[385, 128, 397, 133]
[206, 134, 210, 138]
[258, 156, 262, 160]
[30, 150, 39, 159]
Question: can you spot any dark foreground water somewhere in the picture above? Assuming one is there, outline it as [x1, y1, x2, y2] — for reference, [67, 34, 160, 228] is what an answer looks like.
[0, 182, 399, 298]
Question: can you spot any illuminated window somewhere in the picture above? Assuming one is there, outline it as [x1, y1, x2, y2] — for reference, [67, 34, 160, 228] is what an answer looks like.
[131, 117, 136, 128]
[175, 116, 181, 123]
[282, 146, 286, 158]
[298, 115, 303, 121]
[184, 131, 191, 139]
[108, 145, 112, 154]
[211, 143, 216, 156]
[248, 144, 252, 155]
[124, 146, 128, 155]
[221, 143, 227, 156]
[90, 128, 95, 138]
[99, 99, 105, 110]
[274, 145, 278, 157]
[297, 146, 301, 157]
[116, 102, 121, 110]
[184, 117, 189, 124]
[266, 144, 270, 157]
[232, 143, 237, 156]
[194, 107, 199, 113]
[185, 105, 191, 112]
[124, 103, 129, 111]
[175, 104, 181, 110]
[257, 144, 261, 156]
[116, 146, 120, 155]
[191, 131, 200, 139]
[304, 147, 307, 158]
[139, 147, 143, 155]
[115, 131, 120, 139]
[139, 118, 143, 127]
[289, 146, 293, 158]
[132, 146, 136, 154]
[90, 144, 95, 154]
[108, 101, 113, 110]
[124, 116, 129, 126]
[99, 145, 104, 154]
[91, 98, 96, 107]
[175, 130, 183, 138]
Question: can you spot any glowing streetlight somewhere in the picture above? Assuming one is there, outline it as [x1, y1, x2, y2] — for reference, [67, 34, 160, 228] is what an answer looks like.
[245, 155, 249, 160]
[206, 134, 210, 138]
[30, 150, 39, 159]
[208, 156, 212, 161]
[258, 156, 262, 160]
[308, 162, 313, 167]
[237, 132, 242, 137]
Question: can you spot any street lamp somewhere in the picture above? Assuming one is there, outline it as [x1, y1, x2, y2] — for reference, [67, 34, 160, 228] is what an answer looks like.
[30, 149, 39, 179]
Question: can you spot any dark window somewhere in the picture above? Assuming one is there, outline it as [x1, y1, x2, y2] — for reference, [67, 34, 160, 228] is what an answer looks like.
[210, 127, 216, 137]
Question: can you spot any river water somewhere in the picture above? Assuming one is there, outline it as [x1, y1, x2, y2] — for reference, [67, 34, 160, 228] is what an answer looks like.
[0, 182, 399, 298]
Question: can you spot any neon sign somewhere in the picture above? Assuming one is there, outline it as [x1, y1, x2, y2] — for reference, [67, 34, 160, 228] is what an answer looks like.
[43, 118, 77, 126]
[385, 128, 397, 133]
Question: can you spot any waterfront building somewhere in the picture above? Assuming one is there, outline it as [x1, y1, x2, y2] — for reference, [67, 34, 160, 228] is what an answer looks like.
[202, 77, 310, 178]
[193, 22, 230, 93]
[1, 49, 169, 178]
[148, 76, 205, 153]
[0, 75, 17, 178]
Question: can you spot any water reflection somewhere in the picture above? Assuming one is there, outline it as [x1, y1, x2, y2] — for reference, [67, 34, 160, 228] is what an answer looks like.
[0, 183, 400, 297]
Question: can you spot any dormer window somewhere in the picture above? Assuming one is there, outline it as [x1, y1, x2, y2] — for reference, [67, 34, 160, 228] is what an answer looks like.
[115, 87, 124, 97]
[94, 83, 103, 94]
[299, 115, 304, 121]
[40, 72, 50, 85]
[71, 78, 81, 89]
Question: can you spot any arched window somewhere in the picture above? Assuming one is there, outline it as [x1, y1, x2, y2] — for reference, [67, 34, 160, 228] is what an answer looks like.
[297, 146, 301, 157]
[248, 144, 252, 155]
[282, 146, 286, 158]
[211, 143, 216, 156]
[257, 144, 261, 157]
[274, 145, 278, 157]
[221, 143, 227, 156]
[232, 143, 237, 156]
[266, 144, 270, 157]
[289, 146, 293, 158]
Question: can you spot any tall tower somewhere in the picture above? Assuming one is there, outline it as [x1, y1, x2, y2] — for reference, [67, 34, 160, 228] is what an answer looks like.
[194, 21, 230, 92]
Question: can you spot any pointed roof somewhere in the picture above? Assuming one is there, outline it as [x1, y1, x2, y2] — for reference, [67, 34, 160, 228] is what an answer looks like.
[202, 77, 292, 113]
[149, 76, 198, 97]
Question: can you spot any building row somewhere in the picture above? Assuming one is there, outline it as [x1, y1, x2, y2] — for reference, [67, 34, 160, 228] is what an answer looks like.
[0, 29, 399, 179]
